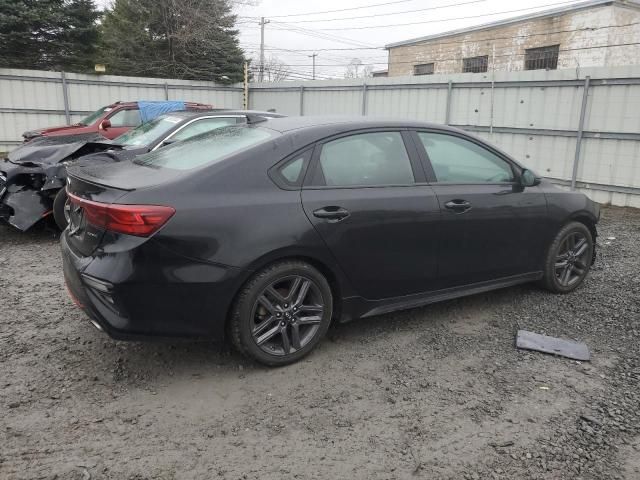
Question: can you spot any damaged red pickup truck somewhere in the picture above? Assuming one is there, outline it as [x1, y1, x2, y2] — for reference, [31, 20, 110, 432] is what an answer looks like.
[22, 101, 210, 141]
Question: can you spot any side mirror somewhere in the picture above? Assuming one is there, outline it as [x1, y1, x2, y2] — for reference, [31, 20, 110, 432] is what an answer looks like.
[100, 119, 112, 130]
[520, 169, 541, 187]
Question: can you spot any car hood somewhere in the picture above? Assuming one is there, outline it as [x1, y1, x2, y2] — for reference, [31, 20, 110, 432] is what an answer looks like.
[7, 134, 114, 167]
[23, 124, 88, 139]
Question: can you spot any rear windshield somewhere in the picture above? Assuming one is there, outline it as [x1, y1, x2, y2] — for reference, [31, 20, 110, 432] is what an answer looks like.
[133, 125, 276, 170]
[113, 115, 182, 147]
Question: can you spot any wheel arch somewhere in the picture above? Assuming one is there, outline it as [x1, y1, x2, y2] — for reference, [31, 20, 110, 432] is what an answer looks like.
[568, 210, 598, 241]
[224, 248, 349, 335]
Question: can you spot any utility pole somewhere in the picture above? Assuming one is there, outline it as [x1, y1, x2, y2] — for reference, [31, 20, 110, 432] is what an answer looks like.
[308, 53, 318, 80]
[243, 61, 249, 109]
[259, 17, 270, 83]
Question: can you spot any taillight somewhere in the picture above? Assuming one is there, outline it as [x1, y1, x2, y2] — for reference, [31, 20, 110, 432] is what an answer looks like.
[67, 192, 175, 237]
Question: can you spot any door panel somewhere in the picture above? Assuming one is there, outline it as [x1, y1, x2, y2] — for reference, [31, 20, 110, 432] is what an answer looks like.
[414, 130, 550, 287]
[431, 184, 549, 287]
[302, 186, 441, 300]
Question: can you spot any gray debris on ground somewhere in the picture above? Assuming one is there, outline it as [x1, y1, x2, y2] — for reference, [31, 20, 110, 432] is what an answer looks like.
[516, 329, 591, 361]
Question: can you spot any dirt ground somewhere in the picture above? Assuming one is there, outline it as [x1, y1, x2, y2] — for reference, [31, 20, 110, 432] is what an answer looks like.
[1, 206, 639, 480]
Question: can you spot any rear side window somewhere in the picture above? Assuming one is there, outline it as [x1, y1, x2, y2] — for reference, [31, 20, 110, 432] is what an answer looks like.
[134, 125, 276, 170]
[417, 132, 514, 183]
[109, 108, 142, 127]
[316, 132, 414, 187]
[271, 150, 312, 188]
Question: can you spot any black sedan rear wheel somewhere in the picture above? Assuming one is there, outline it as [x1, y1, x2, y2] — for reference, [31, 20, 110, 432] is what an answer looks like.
[542, 221, 593, 293]
[229, 260, 333, 366]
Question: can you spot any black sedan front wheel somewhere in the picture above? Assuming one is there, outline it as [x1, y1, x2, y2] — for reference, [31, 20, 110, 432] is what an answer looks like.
[542, 221, 593, 293]
[53, 188, 69, 230]
[229, 260, 333, 366]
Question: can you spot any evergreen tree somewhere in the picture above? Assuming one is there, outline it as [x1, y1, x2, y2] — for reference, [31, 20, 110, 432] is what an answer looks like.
[98, 0, 246, 83]
[0, 0, 100, 71]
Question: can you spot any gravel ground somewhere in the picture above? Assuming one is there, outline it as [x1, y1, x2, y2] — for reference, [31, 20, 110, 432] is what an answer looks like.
[1, 206, 639, 480]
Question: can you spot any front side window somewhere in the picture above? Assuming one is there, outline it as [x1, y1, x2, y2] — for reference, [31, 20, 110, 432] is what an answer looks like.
[417, 132, 514, 183]
[108, 108, 142, 127]
[463, 55, 488, 73]
[134, 125, 276, 171]
[525, 44, 559, 70]
[317, 132, 414, 187]
[170, 117, 239, 141]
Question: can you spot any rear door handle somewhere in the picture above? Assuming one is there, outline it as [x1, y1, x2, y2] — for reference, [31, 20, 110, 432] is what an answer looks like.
[313, 206, 350, 222]
[444, 200, 472, 213]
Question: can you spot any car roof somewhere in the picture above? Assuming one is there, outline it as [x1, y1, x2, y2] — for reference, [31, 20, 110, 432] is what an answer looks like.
[256, 115, 465, 135]
[155, 109, 286, 121]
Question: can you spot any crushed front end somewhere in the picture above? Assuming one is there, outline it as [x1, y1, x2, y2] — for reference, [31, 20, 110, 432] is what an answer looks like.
[0, 159, 64, 230]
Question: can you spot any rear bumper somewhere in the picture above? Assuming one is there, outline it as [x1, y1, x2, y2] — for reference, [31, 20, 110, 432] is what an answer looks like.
[61, 232, 242, 341]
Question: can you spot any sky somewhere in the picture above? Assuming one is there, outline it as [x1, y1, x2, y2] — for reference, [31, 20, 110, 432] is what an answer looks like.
[97, 0, 591, 80]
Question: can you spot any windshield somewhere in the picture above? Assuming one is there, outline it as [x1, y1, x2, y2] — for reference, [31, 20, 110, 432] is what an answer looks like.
[133, 125, 276, 170]
[79, 105, 112, 126]
[113, 115, 183, 146]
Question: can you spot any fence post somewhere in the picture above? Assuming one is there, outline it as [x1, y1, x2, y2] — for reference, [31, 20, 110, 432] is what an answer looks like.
[164, 82, 169, 101]
[571, 76, 590, 190]
[445, 80, 453, 125]
[299, 85, 304, 115]
[60, 71, 71, 125]
[361, 82, 368, 115]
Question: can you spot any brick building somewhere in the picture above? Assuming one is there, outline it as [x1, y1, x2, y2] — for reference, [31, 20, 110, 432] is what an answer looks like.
[385, 0, 640, 76]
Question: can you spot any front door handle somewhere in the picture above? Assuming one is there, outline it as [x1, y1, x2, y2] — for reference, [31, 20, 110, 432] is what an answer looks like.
[313, 206, 350, 222]
[444, 199, 472, 213]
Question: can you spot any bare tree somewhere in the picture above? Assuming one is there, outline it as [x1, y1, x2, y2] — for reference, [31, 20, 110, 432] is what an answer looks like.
[344, 58, 373, 79]
[262, 55, 291, 82]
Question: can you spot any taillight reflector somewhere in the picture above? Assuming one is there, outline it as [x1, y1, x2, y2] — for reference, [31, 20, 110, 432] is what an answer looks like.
[67, 192, 175, 237]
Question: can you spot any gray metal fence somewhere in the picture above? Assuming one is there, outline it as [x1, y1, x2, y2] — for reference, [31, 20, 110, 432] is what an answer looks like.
[2, 66, 639, 207]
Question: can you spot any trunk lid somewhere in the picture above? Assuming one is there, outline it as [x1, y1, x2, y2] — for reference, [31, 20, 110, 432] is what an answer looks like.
[65, 160, 183, 256]
[65, 174, 129, 257]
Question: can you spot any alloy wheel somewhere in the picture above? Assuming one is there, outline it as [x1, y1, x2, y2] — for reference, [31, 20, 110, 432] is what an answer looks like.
[555, 232, 590, 287]
[250, 275, 325, 356]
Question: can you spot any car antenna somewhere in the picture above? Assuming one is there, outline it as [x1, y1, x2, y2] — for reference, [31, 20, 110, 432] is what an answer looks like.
[245, 114, 268, 124]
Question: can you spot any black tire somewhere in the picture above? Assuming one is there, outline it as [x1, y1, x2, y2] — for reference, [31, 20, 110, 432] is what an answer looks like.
[229, 260, 333, 366]
[541, 221, 593, 293]
[52, 188, 69, 230]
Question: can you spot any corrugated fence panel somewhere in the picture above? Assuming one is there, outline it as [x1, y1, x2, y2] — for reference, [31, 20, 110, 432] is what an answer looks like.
[367, 87, 448, 122]
[585, 84, 640, 133]
[250, 89, 301, 115]
[303, 89, 362, 115]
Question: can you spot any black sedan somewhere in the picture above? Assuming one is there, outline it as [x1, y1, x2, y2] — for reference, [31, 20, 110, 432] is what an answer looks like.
[0, 110, 282, 231]
[62, 116, 599, 366]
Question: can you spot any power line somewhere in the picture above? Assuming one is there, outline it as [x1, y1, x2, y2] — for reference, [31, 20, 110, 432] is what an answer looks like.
[277, 0, 486, 24]
[249, 0, 421, 19]
[299, 0, 582, 30]
[269, 21, 377, 48]
[241, 21, 639, 57]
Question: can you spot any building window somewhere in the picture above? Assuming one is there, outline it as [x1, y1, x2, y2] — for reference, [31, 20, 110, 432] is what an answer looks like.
[413, 63, 434, 75]
[525, 45, 560, 70]
[463, 55, 488, 73]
